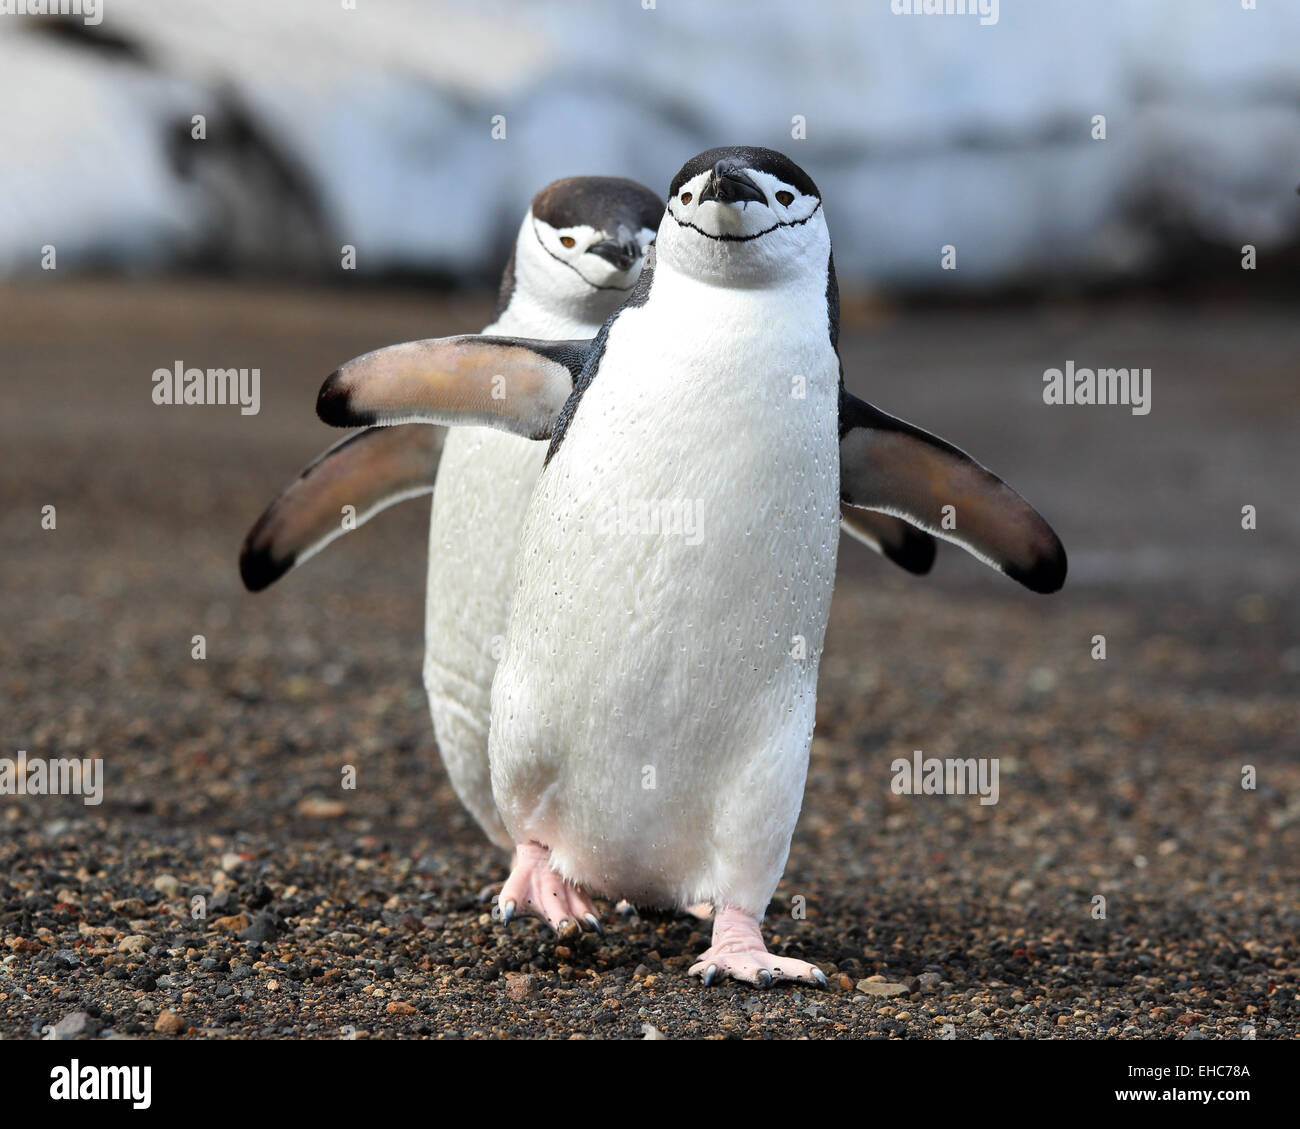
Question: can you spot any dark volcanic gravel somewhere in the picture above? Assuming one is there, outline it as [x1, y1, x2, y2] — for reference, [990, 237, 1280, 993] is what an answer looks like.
[1, 282, 1296, 1039]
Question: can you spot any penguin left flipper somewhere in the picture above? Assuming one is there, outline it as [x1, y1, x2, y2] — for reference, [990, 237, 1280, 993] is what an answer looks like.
[839, 390, 1067, 594]
[839, 511, 937, 575]
[240, 424, 445, 592]
[317, 335, 593, 440]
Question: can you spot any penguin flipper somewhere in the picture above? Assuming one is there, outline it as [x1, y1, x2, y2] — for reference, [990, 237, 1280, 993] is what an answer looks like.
[838, 391, 1066, 594]
[240, 424, 445, 592]
[839, 511, 937, 575]
[317, 335, 593, 440]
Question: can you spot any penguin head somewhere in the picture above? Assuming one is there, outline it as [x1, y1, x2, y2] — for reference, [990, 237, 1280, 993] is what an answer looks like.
[658, 146, 829, 284]
[510, 176, 663, 319]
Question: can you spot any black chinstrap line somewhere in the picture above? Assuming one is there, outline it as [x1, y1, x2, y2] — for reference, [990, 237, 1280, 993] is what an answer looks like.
[531, 220, 639, 292]
[667, 198, 822, 243]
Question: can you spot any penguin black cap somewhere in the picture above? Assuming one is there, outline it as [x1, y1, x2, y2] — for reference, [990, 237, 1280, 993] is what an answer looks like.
[669, 146, 822, 199]
[530, 177, 664, 236]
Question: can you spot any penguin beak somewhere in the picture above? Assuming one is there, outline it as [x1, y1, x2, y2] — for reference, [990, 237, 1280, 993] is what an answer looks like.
[699, 160, 765, 207]
[588, 226, 642, 271]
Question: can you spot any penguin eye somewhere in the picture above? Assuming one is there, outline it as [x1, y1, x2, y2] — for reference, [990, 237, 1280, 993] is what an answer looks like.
[680, 192, 692, 205]
[559, 236, 576, 248]
[775, 190, 794, 206]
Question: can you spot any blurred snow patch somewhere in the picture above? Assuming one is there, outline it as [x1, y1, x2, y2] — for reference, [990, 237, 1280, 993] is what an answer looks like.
[1, 0, 1297, 288]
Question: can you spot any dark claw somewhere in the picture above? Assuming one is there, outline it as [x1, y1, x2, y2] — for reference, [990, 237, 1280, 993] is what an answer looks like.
[702, 963, 718, 987]
[584, 912, 604, 937]
[757, 969, 773, 989]
[556, 918, 584, 941]
[500, 899, 515, 926]
[812, 968, 828, 988]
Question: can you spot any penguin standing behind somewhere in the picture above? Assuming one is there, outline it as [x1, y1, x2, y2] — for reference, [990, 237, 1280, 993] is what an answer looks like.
[241, 177, 663, 849]
[241, 173, 936, 864]
[316, 146, 1066, 987]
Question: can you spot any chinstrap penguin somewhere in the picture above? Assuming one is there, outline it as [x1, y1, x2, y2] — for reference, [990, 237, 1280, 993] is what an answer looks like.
[315, 146, 1066, 986]
[241, 176, 662, 853]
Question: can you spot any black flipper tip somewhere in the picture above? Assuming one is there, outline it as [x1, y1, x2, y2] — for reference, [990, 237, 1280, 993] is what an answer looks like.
[1006, 537, 1068, 595]
[239, 533, 293, 593]
[316, 371, 374, 428]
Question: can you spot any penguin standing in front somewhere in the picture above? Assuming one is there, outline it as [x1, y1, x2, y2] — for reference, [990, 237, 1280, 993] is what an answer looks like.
[316, 146, 1066, 985]
[241, 174, 935, 868]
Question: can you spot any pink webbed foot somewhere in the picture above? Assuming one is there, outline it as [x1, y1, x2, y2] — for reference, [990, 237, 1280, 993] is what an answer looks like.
[493, 841, 602, 939]
[689, 905, 827, 990]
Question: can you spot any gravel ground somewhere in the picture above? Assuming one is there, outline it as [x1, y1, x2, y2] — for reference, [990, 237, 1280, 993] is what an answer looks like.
[1, 281, 1296, 1040]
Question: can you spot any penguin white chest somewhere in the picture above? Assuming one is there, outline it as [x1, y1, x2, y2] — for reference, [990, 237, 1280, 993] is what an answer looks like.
[490, 275, 841, 915]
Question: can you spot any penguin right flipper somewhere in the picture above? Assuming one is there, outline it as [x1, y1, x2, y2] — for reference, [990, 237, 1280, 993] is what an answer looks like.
[317, 335, 593, 440]
[839, 511, 938, 575]
[839, 391, 1067, 594]
[240, 424, 445, 592]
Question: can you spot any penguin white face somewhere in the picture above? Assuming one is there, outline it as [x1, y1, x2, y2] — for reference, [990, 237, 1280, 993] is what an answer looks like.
[657, 147, 829, 285]
[509, 177, 665, 320]
[530, 215, 657, 292]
